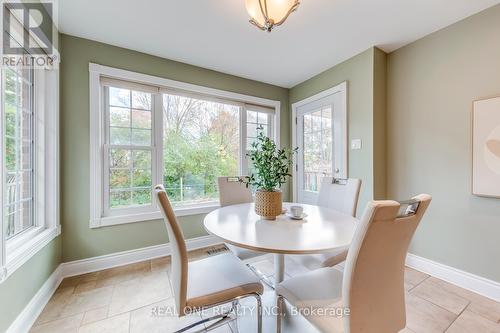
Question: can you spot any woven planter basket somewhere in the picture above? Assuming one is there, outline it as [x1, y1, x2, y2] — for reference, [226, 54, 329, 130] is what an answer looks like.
[255, 190, 282, 220]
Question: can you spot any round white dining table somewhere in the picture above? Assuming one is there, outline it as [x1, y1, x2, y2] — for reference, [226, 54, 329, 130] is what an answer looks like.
[203, 202, 358, 286]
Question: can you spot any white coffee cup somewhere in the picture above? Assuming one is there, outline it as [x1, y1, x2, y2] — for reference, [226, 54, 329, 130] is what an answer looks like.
[290, 206, 304, 218]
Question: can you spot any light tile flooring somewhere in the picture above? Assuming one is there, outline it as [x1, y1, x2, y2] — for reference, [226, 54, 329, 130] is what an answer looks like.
[31, 246, 500, 333]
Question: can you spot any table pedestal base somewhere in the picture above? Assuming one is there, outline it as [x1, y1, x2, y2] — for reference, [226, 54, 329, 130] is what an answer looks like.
[274, 254, 285, 286]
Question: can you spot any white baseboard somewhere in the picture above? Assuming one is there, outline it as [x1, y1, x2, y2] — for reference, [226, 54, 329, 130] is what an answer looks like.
[7, 235, 221, 333]
[60, 235, 220, 278]
[406, 253, 500, 302]
[6, 266, 63, 333]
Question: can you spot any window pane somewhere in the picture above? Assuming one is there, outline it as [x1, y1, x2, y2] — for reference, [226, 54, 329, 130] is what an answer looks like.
[110, 149, 131, 168]
[3, 66, 35, 239]
[303, 107, 333, 192]
[131, 109, 151, 129]
[106, 85, 153, 211]
[247, 137, 257, 150]
[5, 105, 16, 136]
[247, 123, 257, 138]
[132, 150, 151, 169]
[110, 107, 130, 127]
[257, 124, 268, 137]
[131, 128, 151, 145]
[107, 87, 152, 147]
[110, 169, 130, 188]
[132, 169, 151, 187]
[5, 69, 19, 106]
[163, 94, 240, 207]
[109, 87, 130, 107]
[133, 190, 151, 206]
[132, 91, 151, 110]
[5, 137, 16, 170]
[21, 201, 32, 230]
[247, 111, 257, 123]
[108, 149, 152, 208]
[246, 109, 272, 156]
[110, 127, 131, 145]
[110, 190, 132, 208]
[257, 112, 268, 124]
[21, 141, 32, 170]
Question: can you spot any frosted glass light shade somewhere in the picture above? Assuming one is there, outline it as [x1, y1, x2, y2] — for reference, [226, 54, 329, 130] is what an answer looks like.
[245, 0, 299, 30]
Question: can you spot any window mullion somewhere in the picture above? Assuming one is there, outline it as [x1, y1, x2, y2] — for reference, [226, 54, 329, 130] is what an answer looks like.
[153, 93, 163, 205]
[240, 105, 247, 176]
[102, 87, 111, 216]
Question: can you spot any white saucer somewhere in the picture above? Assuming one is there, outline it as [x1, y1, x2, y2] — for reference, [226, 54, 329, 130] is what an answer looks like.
[286, 213, 308, 220]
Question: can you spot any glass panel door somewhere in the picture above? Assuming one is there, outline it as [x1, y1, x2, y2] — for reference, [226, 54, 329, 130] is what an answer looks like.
[296, 95, 336, 204]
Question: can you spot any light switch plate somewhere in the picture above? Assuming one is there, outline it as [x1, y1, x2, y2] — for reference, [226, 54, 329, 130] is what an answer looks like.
[351, 139, 362, 150]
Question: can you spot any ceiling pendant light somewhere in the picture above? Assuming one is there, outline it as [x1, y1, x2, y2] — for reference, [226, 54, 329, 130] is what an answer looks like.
[245, 0, 300, 32]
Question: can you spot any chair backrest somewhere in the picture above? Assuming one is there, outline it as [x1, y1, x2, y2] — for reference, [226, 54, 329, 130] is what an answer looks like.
[317, 177, 361, 217]
[155, 185, 188, 316]
[342, 194, 432, 333]
[217, 176, 253, 207]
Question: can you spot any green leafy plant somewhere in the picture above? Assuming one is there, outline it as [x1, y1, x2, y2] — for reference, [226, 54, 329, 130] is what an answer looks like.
[242, 128, 298, 192]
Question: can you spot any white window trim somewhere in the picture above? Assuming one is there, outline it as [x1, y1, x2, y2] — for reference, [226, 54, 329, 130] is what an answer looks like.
[101, 86, 160, 219]
[0, 68, 60, 283]
[89, 63, 281, 228]
[291, 81, 348, 202]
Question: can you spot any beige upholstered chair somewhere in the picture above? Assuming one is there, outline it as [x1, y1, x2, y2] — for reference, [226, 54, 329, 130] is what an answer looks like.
[292, 177, 362, 270]
[217, 177, 274, 288]
[218, 177, 264, 260]
[276, 194, 432, 333]
[155, 185, 264, 332]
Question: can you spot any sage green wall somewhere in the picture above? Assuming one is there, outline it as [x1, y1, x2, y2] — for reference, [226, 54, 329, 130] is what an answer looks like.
[60, 34, 290, 262]
[387, 4, 500, 281]
[289, 48, 387, 214]
[0, 237, 61, 332]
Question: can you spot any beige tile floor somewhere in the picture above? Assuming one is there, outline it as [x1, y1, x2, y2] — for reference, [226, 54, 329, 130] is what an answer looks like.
[31, 246, 500, 333]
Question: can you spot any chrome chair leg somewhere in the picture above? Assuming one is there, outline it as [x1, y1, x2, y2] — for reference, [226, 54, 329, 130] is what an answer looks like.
[247, 263, 275, 289]
[173, 294, 260, 333]
[276, 295, 284, 333]
[173, 316, 213, 333]
[254, 293, 263, 333]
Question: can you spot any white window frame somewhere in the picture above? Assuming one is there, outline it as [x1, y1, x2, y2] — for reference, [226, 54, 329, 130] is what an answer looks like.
[291, 81, 348, 202]
[89, 63, 280, 228]
[101, 83, 161, 218]
[0, 68, 60, 283]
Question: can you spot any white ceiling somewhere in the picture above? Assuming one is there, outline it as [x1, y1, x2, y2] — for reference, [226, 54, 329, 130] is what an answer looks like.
[59, 0, 500, 88]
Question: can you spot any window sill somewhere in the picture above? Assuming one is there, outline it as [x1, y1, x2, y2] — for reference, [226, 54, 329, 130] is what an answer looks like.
[90, 204, 220, 229]
[1, 225, 61, 283]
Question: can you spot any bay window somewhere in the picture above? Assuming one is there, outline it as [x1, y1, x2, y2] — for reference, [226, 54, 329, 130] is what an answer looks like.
[0, 63, 60, 282]
[4, 65, 34, 240]
[89, 64, 280, 228]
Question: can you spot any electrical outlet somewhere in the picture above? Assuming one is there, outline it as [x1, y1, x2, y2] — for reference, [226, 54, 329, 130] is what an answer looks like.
[351, 139, 362, 150]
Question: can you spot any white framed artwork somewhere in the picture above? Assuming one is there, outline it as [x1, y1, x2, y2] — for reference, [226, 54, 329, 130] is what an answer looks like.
[472, 96, 500, 198]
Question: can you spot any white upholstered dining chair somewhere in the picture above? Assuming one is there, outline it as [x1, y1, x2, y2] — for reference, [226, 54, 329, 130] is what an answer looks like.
[291, 177, 362, 270]
[217, 177, 274, 287]
[155, 185, 264, 333]
[217, 177, 264, 260]
[276, 194, 432, 333]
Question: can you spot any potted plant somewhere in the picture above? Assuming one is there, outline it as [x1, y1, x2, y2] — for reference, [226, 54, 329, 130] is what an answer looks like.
[242, 128, 297, 220]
